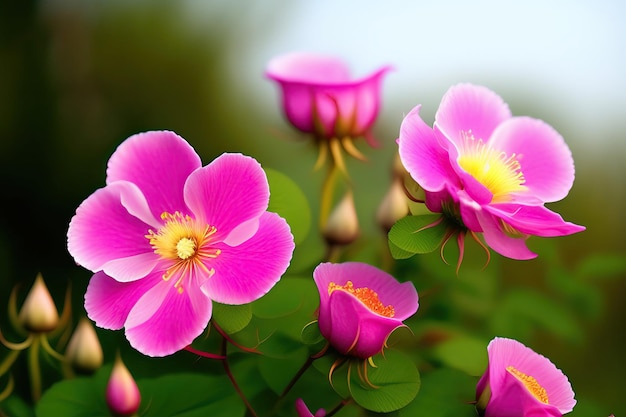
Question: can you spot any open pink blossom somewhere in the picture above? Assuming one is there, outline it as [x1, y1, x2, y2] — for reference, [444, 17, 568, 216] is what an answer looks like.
[313, 262, 418, 359]
[67, 131, 294, 357]
[295, 398, 326, 417]
[397, 83, 585, 260]
[476, 337, 576, 417]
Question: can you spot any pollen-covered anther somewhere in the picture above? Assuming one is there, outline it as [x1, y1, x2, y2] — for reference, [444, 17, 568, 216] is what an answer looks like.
[328, 281, 395, 317]
[506, 365, 549, 404]
[458, 132, 527, 202]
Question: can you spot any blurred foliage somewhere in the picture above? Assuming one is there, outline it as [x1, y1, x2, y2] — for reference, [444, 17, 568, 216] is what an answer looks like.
[1, 1, 625, 416]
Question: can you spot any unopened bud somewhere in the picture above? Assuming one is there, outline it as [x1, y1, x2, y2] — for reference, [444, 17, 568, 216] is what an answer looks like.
[65, 318, 103, 374]
[475, 383, 491, 416]
[322, 191, 359, 245]
[106, 354, 141, 417]
[376, 178, 410, 232]
[18, 273, 59, 333]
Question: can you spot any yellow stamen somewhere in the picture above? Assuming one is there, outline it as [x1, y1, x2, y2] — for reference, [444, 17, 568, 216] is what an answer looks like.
[506, 365, 549, 404]
[146, 211, 221, 293]
[328, 281, 395, 317]
[457, 131, 526, 203]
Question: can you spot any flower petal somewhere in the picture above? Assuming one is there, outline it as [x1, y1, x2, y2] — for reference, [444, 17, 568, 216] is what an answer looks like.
[435, 83, 512, 147]
[489, 117, 575, 203]
[106, 131, 201, 218]
[125, 277, 212, 357]
[201, 211, 294, 305]
[266, 52, 351, 84]
[67, 181, 159, 281]
[486, 204, 585, 237]
[398, 105, 460, 193]
[184, 153, 270, 240]
[476, 210, 537, 260]
[84, 271, 159, 330]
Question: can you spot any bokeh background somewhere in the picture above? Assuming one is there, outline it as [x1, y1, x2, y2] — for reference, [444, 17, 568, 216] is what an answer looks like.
[1, 0, 625, 415]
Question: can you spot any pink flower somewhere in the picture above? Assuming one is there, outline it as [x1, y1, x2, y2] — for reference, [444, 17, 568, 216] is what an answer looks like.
[397, 83, 585, 260]
[295, 398, 326, 417]
[67, 131, 295, 357]
[476, 337, 576, 417]
[266, 52, 392, 168]
[313, 262, 418, 359]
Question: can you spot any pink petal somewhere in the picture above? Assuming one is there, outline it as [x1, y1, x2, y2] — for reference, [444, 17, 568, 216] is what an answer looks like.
[489, 117, 575, 203]
[184, 153, 270, 241]
[295, 398, 326, 417]
[201, 211, 294, 305]
[125, 277, 212, 357]
[476, 210, 537, 260]
[485, 204, 585, 237]
[84, 271, 159, 330]
[486, 338, 576, 414]
[434, 83, 512, 147]
[106, 131, 201, 218]
[398, 105, 460, 193]
[266, 52, 352, 84]
[67, 181, 159, 281]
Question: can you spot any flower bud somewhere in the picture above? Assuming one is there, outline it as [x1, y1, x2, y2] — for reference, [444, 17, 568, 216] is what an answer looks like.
[106, 354, 141, 417]
[18, 273, 59, 333]
[376, 178, 410, 232]
[322, 191, 359, 246]
[65, 318, 103, 374]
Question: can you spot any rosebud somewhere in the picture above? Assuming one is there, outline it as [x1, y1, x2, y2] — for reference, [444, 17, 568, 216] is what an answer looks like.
[376, 178, 410, 232]
[18, 273, 59, 333]
[106, 354, 141, 417]
[65, 318, 103, 374]
[322, 191, 359, 246]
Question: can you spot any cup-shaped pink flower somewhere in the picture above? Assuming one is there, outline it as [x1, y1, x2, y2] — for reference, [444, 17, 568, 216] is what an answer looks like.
[397, 83, 585, 260]
[67, 131, 295, 357]
[313, 262, 418, 359]
[476, 337, 576, 417]
[295, 398, 326, 417]
[266, 52, 392, 142]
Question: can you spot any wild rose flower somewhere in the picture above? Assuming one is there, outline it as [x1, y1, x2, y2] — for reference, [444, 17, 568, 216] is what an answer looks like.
[313, 262, 418, 359]
[67, 131, 295, 357]
[475, 337, 576, 417]
[397, 83, 585, 260]
[266, 52, 392, 169]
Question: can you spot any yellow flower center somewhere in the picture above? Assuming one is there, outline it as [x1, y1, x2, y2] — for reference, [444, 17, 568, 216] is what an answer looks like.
[146, 211, 221, 293]
[457, 131, 526, 203]
[506, 365, 549, 404]
[328, 280, 395, 317]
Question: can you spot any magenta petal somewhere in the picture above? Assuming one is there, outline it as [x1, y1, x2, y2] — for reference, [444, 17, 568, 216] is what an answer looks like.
[398, 105, 459, 193]
[84, 271, 159, 330]
[184, 153, 270, 240]
[201, 212, 294, 305]
[67, 181, 159, 280]
[476, 211, 537, 260]
[106, 131, 201, 218]
[266, 52, 351, 84]
[486, 204, 585, 237]
[125, 278, 212, 357]
[484, 338, 576, 415]
[489, 117, 575, 203]
[434, 83, 512, 146]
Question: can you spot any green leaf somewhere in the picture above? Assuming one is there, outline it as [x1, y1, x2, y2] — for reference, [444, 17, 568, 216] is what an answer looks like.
[251, 276, 317, 319]
[430, 335, 488, 376]
[388, 240, 416, 260]
[399, 368, 477, 417]
[266, 168, 311, 245]
[576, 253, 626, 280]
[388, 214, 447, 256]
[348, 350, 420, 413]
[0, 395, 36, 417]
[212, 302, 252, 334]
[301, 320, 324, 345]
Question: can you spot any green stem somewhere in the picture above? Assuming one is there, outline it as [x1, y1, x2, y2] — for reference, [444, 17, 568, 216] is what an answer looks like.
[319, 163, 339, 230]
[28, 335, 41, 402]
[0, 350, 20, 377]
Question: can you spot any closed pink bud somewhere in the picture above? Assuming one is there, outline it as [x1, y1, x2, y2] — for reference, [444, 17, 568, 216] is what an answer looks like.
[106, 355, 140, 417]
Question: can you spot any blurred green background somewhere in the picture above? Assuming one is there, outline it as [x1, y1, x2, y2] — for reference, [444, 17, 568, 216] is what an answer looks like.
[1, 0, 625, 415]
